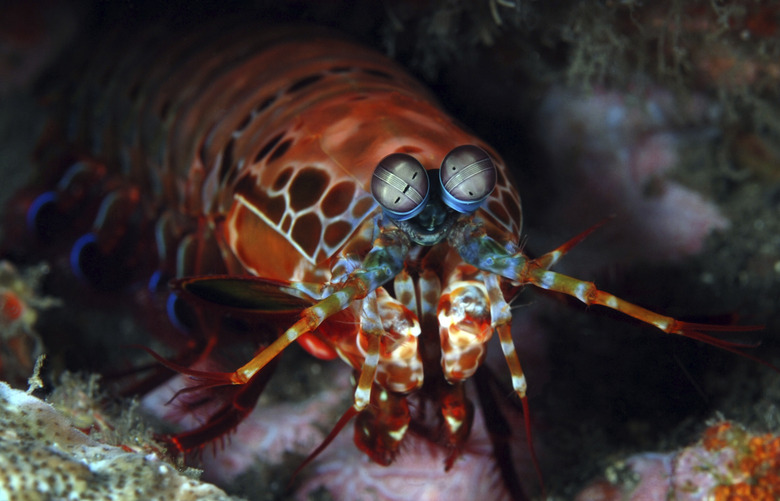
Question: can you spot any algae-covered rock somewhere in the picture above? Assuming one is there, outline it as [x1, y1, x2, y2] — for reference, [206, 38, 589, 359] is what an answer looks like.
[0, 381, 243, 501]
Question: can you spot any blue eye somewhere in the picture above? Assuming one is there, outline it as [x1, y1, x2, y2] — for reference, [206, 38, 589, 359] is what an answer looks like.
[439, 145, 496, 213]
[371, 153, 430, 221]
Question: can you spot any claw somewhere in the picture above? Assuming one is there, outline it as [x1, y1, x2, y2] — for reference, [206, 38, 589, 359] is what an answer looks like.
[139, 344, 279, 452]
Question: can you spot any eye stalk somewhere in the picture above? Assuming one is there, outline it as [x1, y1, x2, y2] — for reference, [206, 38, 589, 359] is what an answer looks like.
[371, 146, 495, 246]
[371, 153, 430, 221]
[439, 145, 496, 213]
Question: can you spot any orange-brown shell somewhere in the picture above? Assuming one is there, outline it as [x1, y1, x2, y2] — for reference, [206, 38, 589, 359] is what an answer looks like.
[213, 33, 522, 282]
[52, 23, 522, 283]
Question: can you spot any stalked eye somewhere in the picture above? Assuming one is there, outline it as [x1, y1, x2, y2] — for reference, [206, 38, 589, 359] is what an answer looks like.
[371, 153, 430, 221]
[439, 145, 497, 213]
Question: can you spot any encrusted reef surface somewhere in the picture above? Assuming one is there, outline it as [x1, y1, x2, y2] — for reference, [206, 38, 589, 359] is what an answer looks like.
[0, 380, 242, 501]
[577, 420, 780, 501]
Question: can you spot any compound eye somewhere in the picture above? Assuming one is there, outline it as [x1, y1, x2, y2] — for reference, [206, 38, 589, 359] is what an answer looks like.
[439, 145, 497, 213]
[371, 153, 430, 220]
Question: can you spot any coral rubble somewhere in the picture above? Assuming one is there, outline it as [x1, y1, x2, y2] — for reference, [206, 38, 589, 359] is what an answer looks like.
[0, 261, 59, 387]
[0, 380, 242, 501]
[576, 420, 780, 501]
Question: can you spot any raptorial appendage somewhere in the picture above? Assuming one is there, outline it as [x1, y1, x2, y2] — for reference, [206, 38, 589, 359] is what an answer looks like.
[450, 217, 773, 371]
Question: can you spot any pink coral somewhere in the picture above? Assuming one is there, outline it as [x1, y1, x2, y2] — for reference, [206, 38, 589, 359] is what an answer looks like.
[143, 362, 541, 500]
[294, 405, 522, 501]
[533, 86, 728, 274]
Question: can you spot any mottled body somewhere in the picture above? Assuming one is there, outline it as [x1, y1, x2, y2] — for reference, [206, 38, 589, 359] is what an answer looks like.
[27, 19, 526, 466]
[46, 21, 521, 279]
